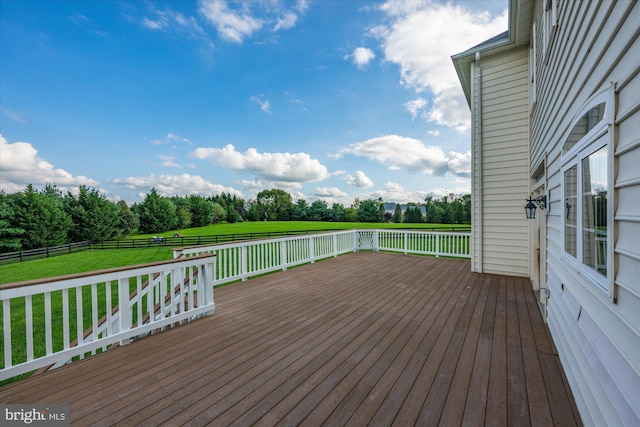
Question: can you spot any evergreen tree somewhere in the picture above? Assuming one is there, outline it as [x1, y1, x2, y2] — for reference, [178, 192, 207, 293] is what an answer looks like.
[64, 186, 120, 242]
[308, 200, 329, 221]
[134, 188, 177, 233]
[189, 195, 214, 227]
[291, 199, 309, 220]
[330, 203, 346, 222]
[12, 184, 71, 249]
[392, 203, 403, 223]
[403, 205, 424, 223]
[117, 200, 139, 237]
[0, 192, 23, 252]
[175, 207, 192, 230]
[357, 199, 384, 222]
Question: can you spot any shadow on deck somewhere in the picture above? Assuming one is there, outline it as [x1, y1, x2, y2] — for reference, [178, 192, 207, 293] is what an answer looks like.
[0, 252, 582, 426]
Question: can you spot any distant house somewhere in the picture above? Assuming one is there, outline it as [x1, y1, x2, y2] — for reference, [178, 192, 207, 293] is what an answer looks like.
[383, 203, 427, 216]
[452, 1, 639, 425]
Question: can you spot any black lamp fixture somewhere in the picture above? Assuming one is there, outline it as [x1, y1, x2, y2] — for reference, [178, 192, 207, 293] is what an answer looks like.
[525, 195, 547, 219]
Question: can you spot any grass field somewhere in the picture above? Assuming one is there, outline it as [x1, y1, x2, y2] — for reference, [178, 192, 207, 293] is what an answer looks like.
[130, 220, 470, 239]
[1, 222, 469, 284]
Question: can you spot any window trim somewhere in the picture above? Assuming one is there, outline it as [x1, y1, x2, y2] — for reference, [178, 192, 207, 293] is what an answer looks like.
[561, 88, 613, 292]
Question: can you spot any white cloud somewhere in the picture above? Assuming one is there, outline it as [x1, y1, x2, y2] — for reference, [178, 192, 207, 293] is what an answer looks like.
[374, 2, 507, 131]
[0, 135, 99, 193]
[198, 0, 263, 43]
[446, 150, 471, 176]
[429, 185, 471, 198]
[110, 173, 242, 197]
[314, 187, 348, 198]
[158, 155, 182, 168]
[404, 98, 427, 120]
[339, 134, 470, 177]
[1, 107, 27, 124]
[346, 47, 376, 69]
[250, 95, 272, 114]
[151, 133, 193, 147]
[345, 170, 374, 188]
[198, 0, 308, 43]
[142, 17, 165, 30]
[374, 182, 427, 203]
[167, 133, 193, 144]
[141, 7, 208, 41]
[274, 12, 297, 31]
[192, 144, 330, 183]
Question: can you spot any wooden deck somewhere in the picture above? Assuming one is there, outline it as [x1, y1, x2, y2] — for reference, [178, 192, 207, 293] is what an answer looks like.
[1, 252, 582, 426]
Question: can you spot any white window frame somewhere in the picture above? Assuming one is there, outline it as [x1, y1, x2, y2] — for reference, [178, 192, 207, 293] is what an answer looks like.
[561, 88, 612, 292]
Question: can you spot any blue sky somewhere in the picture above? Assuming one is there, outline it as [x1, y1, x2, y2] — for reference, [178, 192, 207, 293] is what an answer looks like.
[1, 0, 507, 205]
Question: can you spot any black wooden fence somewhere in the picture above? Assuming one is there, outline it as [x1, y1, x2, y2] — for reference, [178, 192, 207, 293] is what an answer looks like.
[0, 241, 91, 264]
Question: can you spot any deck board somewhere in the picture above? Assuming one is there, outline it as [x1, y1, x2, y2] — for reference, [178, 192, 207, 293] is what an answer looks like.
[0, 252, 582, 426]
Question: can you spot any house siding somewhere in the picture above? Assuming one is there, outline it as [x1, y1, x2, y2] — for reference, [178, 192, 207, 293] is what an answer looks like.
[530, 0, 640, 425]
[471, 48, 530, 276]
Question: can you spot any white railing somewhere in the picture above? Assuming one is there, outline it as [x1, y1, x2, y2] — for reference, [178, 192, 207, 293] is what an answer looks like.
[174, 229, 470, 287]
[0, 254, 215, 381]
[174, 230, 358, 287]
[1, 229, 469, 381]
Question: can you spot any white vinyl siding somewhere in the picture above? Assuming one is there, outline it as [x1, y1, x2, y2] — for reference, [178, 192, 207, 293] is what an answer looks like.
[529, 0, 640, 425]
[471, 48, 530, 276]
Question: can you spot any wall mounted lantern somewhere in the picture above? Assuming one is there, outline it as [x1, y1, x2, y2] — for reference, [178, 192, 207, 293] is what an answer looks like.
[525, 195, 547, 219]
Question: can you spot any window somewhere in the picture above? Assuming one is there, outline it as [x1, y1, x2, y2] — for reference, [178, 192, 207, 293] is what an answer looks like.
[561, 89, 611, 291]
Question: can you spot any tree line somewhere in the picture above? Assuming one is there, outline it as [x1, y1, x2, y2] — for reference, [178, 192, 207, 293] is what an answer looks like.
[0, 185, 470, 253]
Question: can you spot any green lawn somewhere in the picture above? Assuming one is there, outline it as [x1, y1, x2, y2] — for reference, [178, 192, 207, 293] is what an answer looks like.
[0, 247, 174, 285]
[130, 220, 469, 238]
[1, 222, 469, 284]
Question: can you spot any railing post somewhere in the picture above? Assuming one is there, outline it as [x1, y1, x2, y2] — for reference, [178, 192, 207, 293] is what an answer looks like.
[281, 240, 287, 271]
[202, 261, 215, 316]
[310, 236, 316, 263]
[118, 277, 131, 345]
[435, 234, 440, 258]
[354, 230, 359, 252]
[373, 230, 379, 252]
[241, 245, 248, 281]
[404, 231, 408, 255]
[333, 234, 338, 257]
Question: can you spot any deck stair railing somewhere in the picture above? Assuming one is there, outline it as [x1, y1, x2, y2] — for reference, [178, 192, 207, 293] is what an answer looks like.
[1, 229, 468, 381]
[0, 254, 215, 381]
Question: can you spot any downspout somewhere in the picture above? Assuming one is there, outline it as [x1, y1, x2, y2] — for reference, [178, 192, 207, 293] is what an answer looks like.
[476, 51, 483, 273]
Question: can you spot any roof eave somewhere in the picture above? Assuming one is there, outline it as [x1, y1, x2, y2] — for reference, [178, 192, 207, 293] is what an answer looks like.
[451, 0, 534, 107]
